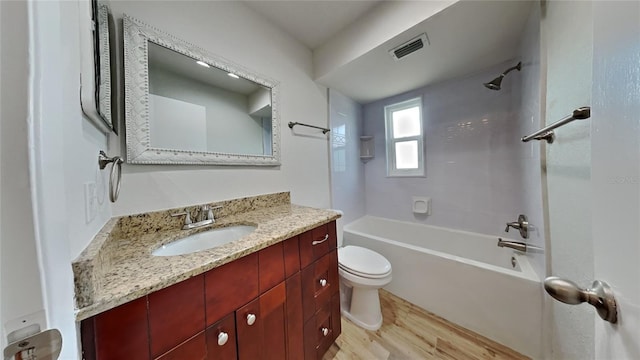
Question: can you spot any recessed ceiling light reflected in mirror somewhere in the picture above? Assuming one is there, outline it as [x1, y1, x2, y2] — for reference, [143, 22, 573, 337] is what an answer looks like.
[228, 73, 239, 79]
[196, 60, 210, 68]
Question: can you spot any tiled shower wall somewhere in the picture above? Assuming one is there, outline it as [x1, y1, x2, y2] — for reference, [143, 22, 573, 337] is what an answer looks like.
[328, 89, 366, 246]
[330, 4, 544, 278]
[362, 61, 525, 238]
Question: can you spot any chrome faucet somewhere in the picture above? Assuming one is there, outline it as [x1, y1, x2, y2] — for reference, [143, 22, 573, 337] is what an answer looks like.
[505, 214, 529, 239]
[497, 238, 527, 252]
[171, 204, 223, 230]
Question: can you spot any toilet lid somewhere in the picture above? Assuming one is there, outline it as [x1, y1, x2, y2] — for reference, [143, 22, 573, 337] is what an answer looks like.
[338, 246, 392, 277]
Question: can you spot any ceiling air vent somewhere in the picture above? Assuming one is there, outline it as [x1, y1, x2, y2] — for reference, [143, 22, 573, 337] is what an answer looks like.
[389, 33, 429, 61]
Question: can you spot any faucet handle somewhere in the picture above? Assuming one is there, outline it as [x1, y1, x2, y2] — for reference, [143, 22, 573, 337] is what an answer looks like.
[171, 210, 192, 225]
[505, 222, 519, 232]
[505, 214, 528, 239]
[208, 205, 223, 221]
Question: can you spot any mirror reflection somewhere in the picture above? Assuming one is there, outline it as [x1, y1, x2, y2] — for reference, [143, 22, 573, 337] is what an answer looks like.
[147, 42, 273, 156]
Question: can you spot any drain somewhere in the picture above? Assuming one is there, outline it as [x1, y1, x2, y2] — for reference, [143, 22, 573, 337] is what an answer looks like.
[511, 256, 517, 268]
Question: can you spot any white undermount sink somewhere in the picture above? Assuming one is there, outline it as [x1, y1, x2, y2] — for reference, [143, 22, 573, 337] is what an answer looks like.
[152, 225, 256, 256]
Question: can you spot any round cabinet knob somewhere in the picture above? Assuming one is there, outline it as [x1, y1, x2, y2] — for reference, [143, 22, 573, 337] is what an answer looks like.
[246, 313, 256, 326]
[217, 332, 229, 346]
[319, 279, 327, 287]
[321, 327, 329, 337]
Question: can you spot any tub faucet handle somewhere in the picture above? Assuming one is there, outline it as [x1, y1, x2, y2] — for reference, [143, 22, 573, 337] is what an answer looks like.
[505, 214, 529, 239]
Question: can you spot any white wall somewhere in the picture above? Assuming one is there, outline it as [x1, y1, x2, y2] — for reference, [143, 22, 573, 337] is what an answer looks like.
[362, 62, 524, 238]
[541, 1, 595, 359]
[514, 2, 545, 282]
[109, 1, 330, 216]
[0, 0, 46, 349]
[25, 2, 332, 359]
[328, 89, 365, 246]
[29, 1, 113, 358]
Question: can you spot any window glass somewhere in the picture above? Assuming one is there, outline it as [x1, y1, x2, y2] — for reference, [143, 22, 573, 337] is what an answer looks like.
[392, 107, 420, 138]
[395, 141, 418, 169]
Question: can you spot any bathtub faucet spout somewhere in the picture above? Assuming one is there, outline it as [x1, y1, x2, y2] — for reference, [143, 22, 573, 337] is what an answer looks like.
[497, 238, 527, 252]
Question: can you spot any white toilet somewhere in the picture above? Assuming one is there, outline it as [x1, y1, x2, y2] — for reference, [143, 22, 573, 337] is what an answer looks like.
[338, 245, 392, 331]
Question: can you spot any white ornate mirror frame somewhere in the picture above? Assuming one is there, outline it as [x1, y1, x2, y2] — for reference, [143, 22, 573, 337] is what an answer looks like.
[123, 15, 281, 166]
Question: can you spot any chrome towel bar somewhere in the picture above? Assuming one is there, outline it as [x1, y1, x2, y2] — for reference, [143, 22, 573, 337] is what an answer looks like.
[288, 121, 330, 134]
[521, 106, 590, 144]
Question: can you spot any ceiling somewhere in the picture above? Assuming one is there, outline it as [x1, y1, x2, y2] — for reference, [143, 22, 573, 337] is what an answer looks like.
[242, 1, 533, 104]
[317, 1, 534, 103]
[243, 0, 383, 49]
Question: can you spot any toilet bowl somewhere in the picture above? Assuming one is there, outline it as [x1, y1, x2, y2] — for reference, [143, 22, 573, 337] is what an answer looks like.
[338, 245, 392, 331]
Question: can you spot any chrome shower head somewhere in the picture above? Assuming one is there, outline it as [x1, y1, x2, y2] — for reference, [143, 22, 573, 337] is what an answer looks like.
[484, 61, 522, 91]
[483, 75, 504, 90]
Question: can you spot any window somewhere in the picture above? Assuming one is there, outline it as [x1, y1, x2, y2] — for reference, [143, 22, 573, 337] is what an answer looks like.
[384, 97, 424, 177]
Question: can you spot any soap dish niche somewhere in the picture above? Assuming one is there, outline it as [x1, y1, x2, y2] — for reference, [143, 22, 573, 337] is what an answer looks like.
[360, 136, 374, 163]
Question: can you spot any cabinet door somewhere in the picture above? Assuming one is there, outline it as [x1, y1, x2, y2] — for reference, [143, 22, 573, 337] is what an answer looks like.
[285, 273, 304, 360]
[259, 242, 285, 293]
[90, 297, 150, 360]
[236, 282, 287, 360]
[303, 296, 341, 360]
[155, 332, 206, 360]
[148, 274, 205, 358]
[283, 235, 300, 278]
[206, 252, 259, 326]
[236, 298, 261, 360]
[206, 313, 237, 360]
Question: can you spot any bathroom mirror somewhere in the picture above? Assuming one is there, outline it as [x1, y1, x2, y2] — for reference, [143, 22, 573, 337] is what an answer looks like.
[79, 0, 115, 133]
[123, 15, 280, 165]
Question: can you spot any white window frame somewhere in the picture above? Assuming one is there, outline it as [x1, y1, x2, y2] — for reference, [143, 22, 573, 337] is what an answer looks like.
[384, 97, 424, 177]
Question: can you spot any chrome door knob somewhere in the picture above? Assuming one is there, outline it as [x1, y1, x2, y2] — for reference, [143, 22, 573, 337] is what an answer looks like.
[217, 332, 229, 346]
[544, 276, 618, 323]
[319, 279, 327, 287]
[246, 313, 256, 326]
[321, 327, 329, 337]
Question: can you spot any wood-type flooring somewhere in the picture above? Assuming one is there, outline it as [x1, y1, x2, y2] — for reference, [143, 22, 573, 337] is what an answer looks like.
[323, 290, 529, 360]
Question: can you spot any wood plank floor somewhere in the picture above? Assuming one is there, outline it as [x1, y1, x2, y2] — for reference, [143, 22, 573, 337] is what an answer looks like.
[323, 290, 529, 360]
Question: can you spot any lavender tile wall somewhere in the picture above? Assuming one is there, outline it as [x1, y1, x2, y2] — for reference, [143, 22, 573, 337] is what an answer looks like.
[515, 4, 545, 280]
[329, 89, 366, 245]
[363, 61, 525, 237]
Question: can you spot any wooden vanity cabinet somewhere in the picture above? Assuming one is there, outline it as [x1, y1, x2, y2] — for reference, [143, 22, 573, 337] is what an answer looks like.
[80, 221, 339, 360]
[206, 313, 237, 360]
[81, 296, 149, 360]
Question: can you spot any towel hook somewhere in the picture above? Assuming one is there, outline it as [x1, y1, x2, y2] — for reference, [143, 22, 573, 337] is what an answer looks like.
[98, 151, 123, 203]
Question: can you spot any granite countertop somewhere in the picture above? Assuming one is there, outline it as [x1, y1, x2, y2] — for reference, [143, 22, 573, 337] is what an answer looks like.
[72, 192, 340, 321]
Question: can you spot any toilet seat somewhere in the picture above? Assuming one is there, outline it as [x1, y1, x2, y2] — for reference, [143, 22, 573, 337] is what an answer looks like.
[338, 246, 392, 279]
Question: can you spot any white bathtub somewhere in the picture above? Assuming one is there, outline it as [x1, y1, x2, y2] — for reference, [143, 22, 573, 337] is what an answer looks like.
[343, 216, 542, 359]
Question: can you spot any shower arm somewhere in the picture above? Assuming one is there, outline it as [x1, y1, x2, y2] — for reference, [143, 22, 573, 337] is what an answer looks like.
[501, 63, 521, 77]
[521, 106, 590, 144]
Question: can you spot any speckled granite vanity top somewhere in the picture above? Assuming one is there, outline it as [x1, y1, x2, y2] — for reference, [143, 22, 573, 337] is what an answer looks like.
[72, 192, 340, 321]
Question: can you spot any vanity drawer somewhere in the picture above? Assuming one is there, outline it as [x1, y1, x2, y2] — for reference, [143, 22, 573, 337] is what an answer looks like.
[301, 250, 339, 322]
[299, 221, 337, 269]
[148, 274, 205, 358]
[205, 252, 259, 326]
[303, 293, 341, 360]
[205, 313, 237, 360]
